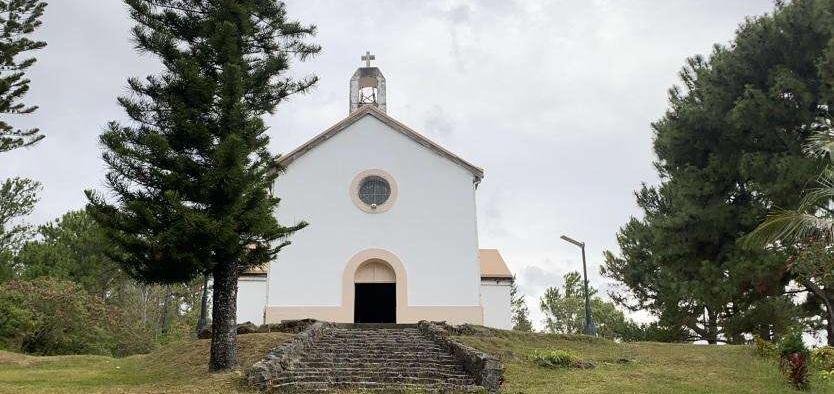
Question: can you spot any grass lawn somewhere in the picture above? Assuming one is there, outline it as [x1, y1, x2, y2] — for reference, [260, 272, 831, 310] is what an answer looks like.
[456, 330, 834, 393]
[0, 332, 293, 393]
[1, 329, 832, 393]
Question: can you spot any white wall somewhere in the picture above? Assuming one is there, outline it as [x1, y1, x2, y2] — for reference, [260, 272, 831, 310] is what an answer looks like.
[237, 277, 266, 324]
[269, 114, 481, 308]
[481, 279, 513, 329]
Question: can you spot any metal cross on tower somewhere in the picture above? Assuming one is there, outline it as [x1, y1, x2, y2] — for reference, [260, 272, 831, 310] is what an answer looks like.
[361, 51, 375, 67]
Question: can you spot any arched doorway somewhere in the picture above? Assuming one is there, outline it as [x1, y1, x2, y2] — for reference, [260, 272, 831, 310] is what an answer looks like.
[353, 259, 396, 323]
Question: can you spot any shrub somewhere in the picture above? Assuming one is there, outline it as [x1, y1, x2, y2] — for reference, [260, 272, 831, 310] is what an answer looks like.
[753, 335, 777, 358]
[819, 370, 834, 383]
[530, 349, 591, 369]
[778, 332, 809, 358]
[0, 278, 114, 355]
[812, 346, 834, 372]
[778, 332, 810, 390]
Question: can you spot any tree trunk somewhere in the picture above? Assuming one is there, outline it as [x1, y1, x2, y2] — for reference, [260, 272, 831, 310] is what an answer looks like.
[209, 261, 238, 371]
[705, 308, 718, 345]
[160, 285, 171, 335]
[197, 273, 210, 332]
[802, 280, 834, 346]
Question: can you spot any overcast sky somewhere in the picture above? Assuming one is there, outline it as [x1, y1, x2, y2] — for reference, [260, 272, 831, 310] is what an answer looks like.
[1, 0, 777, 328]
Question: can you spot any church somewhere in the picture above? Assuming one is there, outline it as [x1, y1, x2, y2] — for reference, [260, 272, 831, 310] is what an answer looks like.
[236, 54, 514, 329]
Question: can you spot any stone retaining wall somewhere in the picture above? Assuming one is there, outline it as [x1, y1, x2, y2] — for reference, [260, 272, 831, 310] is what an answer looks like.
[417, 320, 504, 393]
[245, 321, 333, 390]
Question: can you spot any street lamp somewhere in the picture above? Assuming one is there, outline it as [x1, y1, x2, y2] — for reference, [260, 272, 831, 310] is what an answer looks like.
[560, 234, 597, 337]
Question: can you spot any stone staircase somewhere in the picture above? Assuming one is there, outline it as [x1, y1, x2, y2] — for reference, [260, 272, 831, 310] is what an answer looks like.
[267, 324, 484, 392]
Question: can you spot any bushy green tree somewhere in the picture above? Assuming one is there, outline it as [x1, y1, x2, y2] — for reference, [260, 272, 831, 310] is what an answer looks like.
[0, 177, 38, 281]
[510, 276, 533, 332]
[86, 0, 319, 370]
[0, 0, 47, 152]
[746, 128, 834, 344]
[539, 271, 635, 340]
[14, 209, 204, 356]
[604, 0, 834, 343]
[0, 278, 113, 355]
[16, 210, 124, 298]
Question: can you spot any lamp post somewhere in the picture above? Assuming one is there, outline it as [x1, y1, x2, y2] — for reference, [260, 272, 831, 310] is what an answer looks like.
[560, 235, 597, 336]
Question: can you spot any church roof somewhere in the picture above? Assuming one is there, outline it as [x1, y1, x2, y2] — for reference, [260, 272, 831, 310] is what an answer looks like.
[479, 249, 513, 279]
[240, 265, 267, 277]
[277, 105, 485, 180]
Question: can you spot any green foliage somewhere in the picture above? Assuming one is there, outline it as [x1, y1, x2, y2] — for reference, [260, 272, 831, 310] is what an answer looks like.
[510, 276, 533, 332]
[6, 209, 204, 357]
[603, 0, 834, 344]
[615, 321, 689, 343]
[0, 0, 47, 152]
[0, 177, 39, 282]
[753, 335, 778, 359]
[16, 210, 125, 297]
[105, 281, 203, 357]
[85, 0, 320, 284]
[812, 346, 834, 371]
[529, 349, 581, 368]
[85, 0, 320, 369]
[0, 278, 113, 355]
[539, 271, 640, 340]
[779, 332, 810, 358]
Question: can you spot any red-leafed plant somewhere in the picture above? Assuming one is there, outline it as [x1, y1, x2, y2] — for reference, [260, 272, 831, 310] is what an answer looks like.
[778, 332, 810, 390]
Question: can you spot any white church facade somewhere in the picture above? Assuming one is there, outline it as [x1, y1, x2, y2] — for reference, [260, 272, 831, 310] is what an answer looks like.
[236, 56, 514, 329]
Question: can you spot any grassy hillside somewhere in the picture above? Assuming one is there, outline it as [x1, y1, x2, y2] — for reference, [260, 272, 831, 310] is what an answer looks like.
[456, 330, 834, 393]
[1, 329, 832, 393]
[0, 332, 292, 393]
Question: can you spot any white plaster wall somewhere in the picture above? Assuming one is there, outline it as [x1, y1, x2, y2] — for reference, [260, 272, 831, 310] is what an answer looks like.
[237, 277, 266, 324]
[269, 114, 481, 307]
[481, 280, 513, 329]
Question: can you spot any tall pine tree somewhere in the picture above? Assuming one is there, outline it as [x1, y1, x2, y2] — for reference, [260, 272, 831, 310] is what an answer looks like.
[604, 0, 833, 343]
[86, 0, 319, 370]
[0, 0, 46, 153]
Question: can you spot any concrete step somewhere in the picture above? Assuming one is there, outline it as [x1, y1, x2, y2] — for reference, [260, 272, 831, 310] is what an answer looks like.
[272, 374, 476, 386]
[289, 360, 465, 370]
[315, 341, 444, 351]
[278, 368, 472, 380]
[310, 345, 446, 356]
[271, 381, 485, 392]
[264, 326, 484, 392]
[296, 355, 459, 364]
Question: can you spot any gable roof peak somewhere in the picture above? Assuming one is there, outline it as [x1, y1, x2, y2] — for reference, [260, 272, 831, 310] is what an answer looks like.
[277, 105, 484, 180]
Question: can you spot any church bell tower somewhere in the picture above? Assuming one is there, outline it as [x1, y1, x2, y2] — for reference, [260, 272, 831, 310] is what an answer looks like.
[350, 51, 386, 114]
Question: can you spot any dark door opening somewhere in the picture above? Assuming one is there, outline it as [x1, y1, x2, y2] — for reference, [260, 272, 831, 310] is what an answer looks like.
[354, 283, 396, 323]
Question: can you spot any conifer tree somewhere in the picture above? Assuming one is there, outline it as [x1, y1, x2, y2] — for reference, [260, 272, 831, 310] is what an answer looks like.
[509, 276, 533, 332]
[604, 0, 833, 343]
[86, 0, 319, 370]
[0, 0, 46, 153]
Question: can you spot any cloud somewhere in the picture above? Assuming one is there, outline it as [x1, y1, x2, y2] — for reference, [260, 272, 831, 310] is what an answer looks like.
[422, 105, 455, 137]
